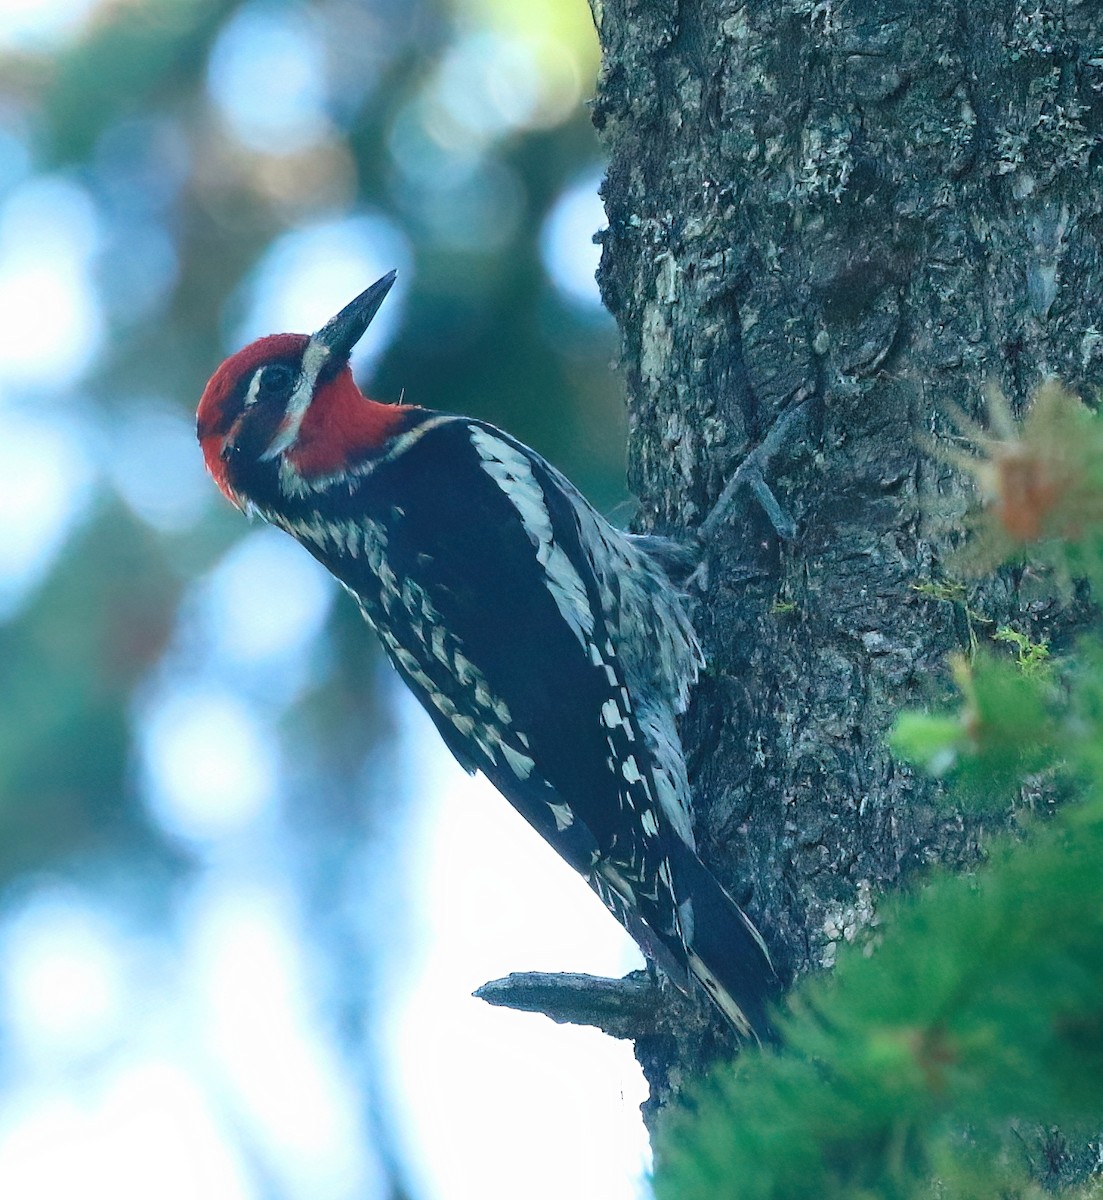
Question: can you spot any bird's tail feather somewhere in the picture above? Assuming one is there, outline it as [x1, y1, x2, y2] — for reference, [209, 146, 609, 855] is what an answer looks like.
[666, 838, 780, 1041]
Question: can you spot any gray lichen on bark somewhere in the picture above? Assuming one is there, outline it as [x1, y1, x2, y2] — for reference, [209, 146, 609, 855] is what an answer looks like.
[586, 0, 1103, 1103]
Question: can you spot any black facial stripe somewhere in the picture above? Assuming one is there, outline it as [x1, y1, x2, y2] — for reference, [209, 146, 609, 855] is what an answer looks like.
[212, 353, 303, 436]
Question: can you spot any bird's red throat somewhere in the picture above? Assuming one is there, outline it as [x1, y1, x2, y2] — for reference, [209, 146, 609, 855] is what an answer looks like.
[285, 368, 407, 478]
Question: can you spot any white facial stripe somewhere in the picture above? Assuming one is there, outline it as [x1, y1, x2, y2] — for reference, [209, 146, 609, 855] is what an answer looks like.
[261, 335, 331, 461]
[244, 368, 264, 407]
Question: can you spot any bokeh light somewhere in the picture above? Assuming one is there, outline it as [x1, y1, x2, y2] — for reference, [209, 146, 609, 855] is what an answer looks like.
[107, 403, 213, 532]
[207, 2, 331, 155]
[0, 413, 94, 619]
[542, 167, 606, 310]
[0, 1060, 255, 1200]
[0, 178, 103, 389]
[0, 0, 102, 54]
[185, 880, 382, 1199]
[139, 687, 279, 845]
[0, 889, 129, 1062]
[427, 32, 568, 146]
[232, 214, 411, 362]
[198, 529, 335, 671]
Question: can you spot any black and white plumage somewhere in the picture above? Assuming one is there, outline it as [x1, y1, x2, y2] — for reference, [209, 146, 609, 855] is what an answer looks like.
[197, 272, 778, 1037]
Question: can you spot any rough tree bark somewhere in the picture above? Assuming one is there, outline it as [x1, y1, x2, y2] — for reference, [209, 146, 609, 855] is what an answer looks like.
[580, 0, 1103, 1119]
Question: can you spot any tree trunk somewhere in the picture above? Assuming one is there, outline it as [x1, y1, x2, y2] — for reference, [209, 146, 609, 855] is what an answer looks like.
[589, 0, 1103, 1117]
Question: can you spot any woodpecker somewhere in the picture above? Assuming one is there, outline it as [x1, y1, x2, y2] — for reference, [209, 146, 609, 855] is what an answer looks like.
[196, 271, 778, 1037]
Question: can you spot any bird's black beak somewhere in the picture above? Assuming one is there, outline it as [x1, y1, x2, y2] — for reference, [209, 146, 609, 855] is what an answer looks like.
[313, 270, 397, 362]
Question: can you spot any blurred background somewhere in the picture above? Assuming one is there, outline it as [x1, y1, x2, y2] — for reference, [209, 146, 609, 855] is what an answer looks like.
[0, 0, 653, 1196]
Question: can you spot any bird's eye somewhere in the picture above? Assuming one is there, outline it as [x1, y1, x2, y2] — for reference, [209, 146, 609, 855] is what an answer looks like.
[259, 364, 295, 397]
[244, 363, 295, 408]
